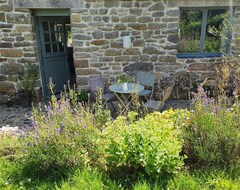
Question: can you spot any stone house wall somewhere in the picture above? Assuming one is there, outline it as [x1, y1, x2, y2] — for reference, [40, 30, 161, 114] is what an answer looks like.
[0, 0, 38, 103]
[1, 0, 240, 103]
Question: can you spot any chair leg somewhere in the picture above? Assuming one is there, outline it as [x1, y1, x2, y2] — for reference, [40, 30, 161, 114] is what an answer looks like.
[110, 101, 117, 112]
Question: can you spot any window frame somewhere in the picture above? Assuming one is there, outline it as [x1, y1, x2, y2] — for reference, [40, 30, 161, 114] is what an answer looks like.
[177, 7, 234, 59]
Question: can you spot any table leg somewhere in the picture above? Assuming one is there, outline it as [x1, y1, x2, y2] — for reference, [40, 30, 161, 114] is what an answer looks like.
[113, 92, 140, 114]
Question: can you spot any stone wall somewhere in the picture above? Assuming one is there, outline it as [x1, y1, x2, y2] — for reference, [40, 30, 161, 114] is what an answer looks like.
[72, 0, 180, 99]
[72, 0, 240, 99]
[1, 0, 240, 102]
[0, 0, 39, 103]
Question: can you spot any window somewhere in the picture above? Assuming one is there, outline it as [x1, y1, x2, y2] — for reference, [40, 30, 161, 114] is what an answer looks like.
[177, 8, 231, 58]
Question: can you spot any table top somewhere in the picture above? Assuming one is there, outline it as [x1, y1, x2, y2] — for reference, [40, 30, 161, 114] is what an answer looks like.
[109, 83, 144, 94]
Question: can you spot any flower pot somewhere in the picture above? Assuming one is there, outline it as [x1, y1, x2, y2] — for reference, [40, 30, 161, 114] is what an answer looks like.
[19, 90, 32, 108]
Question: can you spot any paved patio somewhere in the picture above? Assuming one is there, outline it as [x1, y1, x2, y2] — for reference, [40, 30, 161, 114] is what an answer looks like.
[0, 99, 190, 128]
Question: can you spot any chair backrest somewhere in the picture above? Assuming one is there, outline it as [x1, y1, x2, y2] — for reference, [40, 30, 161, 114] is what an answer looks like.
[136, 71, 155, 87]
[88, 75, 104, 93]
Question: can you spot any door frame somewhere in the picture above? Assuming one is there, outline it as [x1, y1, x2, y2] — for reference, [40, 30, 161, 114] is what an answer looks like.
[33, 9, 70, 97]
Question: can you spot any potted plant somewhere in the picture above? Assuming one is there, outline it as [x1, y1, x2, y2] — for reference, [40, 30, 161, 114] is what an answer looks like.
[116, 74, 134, 83]
[18, 63, 39, 107]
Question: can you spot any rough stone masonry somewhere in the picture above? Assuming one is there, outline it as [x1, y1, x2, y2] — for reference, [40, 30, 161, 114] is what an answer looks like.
[1, 0, 240, 103]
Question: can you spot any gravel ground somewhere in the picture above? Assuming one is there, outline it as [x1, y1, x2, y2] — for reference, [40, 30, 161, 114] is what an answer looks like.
[0, 104, 32, 128]
[0, 99, 191, 128]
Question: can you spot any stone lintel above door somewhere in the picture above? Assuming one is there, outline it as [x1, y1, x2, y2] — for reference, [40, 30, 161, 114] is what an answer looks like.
[13, 0, 84, 9]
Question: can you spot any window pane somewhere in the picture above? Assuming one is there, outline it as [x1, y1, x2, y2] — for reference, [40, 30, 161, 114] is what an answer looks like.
[59, 42, 64, 52]
[204, 9, 228, 53]
[50, 22, 56, 31]
[51, 32, 57, 42]
[44, 33, 50, 42]
[45, 44, 51, 53]
[52, 43, 58, 52]
[42, 21, 49, 31]
[178, 10, 202, 53]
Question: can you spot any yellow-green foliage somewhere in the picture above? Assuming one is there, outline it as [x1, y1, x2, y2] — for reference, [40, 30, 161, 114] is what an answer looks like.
[102, 110, 190, 178]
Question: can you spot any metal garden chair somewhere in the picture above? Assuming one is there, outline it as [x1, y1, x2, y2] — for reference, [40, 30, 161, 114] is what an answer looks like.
[88, 75, 116, 109]
[136, 71, 156, 100]
[144, 84, 175, 111]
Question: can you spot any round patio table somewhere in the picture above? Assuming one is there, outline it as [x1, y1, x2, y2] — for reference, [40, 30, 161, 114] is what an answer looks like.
[109, 83, 144, 113]
[109, 83, 144, 94]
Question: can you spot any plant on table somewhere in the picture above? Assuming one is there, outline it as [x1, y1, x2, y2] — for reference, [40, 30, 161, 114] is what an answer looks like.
[116, 74, 134, 83]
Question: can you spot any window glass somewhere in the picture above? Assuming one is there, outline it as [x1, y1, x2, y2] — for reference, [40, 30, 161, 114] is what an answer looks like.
[45, 44, 51, 53]
[42, 22, 49, 31]
[51, 33, 57, 42]
[179, 10, 202, 53]
[204, 9, 228, 52]
[44, 33, 50, 42]
[178, 8, 229, 56]
[52, 43, 58, 52]
[50, 22, 56, 32]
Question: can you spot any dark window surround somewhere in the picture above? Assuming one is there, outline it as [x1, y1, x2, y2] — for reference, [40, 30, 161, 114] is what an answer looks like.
[177, 7, 234, 59]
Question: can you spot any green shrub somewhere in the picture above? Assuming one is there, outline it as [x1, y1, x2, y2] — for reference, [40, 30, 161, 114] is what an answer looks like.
[185, 86, 240, 166]
[102, 110, 188, 179]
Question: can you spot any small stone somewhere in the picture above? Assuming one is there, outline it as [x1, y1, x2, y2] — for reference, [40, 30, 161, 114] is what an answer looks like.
[133, 39, 145, 47]
[102, 16, 110, 23]
[75, 68, 101, 75]
[121, 2, 133, 7]
[93, 16, 102, 22]
[167, 35, 178, 43]
[1, 63, 22, 75]
[6, 12, 31, 24]
[99, 8, 108, 15]
[105, 49, 122, 56]
[0, 81, 16, 95]
[92, 30, 103, 39]
[137, 16, 153, 23]
[143, 47, 161, 55]
[73, 34, 92, 40]
[105, 31, 119, 39]
[152, 11, 165, 17]
[114, 23, 127, 30]
[0, 42, 13, 48]
[123, 48, 141, 56]
[0, 12, 5, 22]
[74, 60, 89, 68]
[104, 0, 119, 8]
[1, 49, 23, 57]
[82, 16, 92, 22]
[91, 39, 109, 46]
[111, 16, 119, 22]
[130, 9, 142, 16]
[121, 15, 137, 23]
[166, 10, 180, 17]
[128, 23, 147, 30]
[149, 2, 164, 11]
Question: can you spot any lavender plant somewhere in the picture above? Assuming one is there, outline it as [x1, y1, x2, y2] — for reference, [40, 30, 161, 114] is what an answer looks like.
[20, 88, 104, 174]
[185, 86, 240, 166]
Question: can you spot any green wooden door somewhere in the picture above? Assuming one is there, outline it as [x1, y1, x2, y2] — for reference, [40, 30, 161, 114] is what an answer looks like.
[37, 16, 70, 96]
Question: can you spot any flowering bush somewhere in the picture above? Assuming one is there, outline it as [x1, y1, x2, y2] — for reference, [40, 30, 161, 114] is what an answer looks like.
[20, 92, 103, 173]
[102, 110, 189, 179]
[185, 86, 240, 166]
